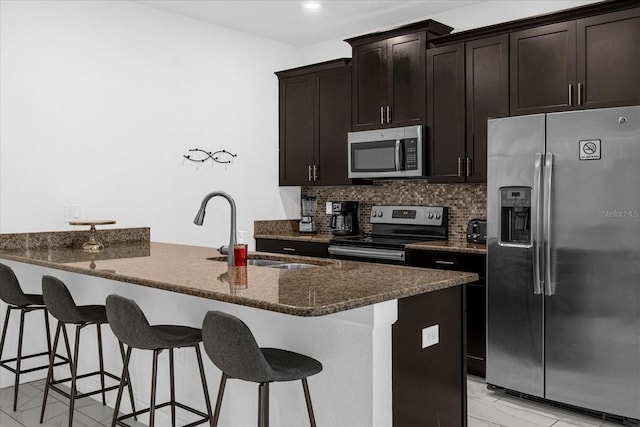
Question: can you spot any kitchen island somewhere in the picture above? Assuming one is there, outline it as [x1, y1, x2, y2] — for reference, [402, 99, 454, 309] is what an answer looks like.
[0, 232, 477, 427]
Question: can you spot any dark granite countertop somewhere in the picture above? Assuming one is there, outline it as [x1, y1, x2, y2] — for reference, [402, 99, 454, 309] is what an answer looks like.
[0, 241, 478, 317]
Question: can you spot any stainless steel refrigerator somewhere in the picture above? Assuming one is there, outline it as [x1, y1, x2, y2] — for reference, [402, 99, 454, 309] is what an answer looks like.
[486, 105, 640, 422]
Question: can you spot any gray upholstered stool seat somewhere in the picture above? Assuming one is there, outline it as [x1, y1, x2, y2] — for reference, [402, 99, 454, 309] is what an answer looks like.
[202, 310, 323, 427]
[40, 275, 135, 427]
[106, 294, 212, 427]
[0, 263, 67, 412]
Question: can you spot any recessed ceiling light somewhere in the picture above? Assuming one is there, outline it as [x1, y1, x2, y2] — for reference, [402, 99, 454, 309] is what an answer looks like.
[302, 2, 322, 12]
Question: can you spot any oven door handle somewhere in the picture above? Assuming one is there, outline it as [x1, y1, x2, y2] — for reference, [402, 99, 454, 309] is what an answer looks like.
[328, 246, 405, 262]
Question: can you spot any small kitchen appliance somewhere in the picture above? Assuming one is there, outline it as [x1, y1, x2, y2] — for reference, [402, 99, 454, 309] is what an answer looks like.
[299, 195, 317, 233]
[347, 125, 424, 179]
[329, 205, 448, 264]
[466, 218, 487, 244]
[329, 201, 359, 236]
[486, 105, 640, 424]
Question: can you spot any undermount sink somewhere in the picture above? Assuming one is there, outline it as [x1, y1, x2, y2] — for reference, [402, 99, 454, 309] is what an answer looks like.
[207, 256, 318, 269]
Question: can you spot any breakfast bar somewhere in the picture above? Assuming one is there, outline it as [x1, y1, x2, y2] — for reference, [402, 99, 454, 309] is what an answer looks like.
[0, 231, 478, 426]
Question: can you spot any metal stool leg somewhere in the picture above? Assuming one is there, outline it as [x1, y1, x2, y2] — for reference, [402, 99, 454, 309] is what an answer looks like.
[13, 309, 26, 412]
[67, 324, 83, 427]
[169, 348, 176, 427]
[111, 345, 132, 427]
[118, 340, 137, 420]
[212, 373, 227, 427]
[302, 378, 317, 427]
[97, 324, 106, 405]
[40, 321, 63, 423]
[194, 344, 213, 422]
[258, 382, 270, 427]
[0, 307, 13, 409]
[149, 349, 160, 427]
[43, 308, 52, 358]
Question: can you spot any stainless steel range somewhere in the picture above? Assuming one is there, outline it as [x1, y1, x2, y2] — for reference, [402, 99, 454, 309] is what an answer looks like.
[328, 205, 448, 264]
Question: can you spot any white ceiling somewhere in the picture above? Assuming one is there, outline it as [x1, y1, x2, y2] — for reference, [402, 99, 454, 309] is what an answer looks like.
[132, 1, 486, 46]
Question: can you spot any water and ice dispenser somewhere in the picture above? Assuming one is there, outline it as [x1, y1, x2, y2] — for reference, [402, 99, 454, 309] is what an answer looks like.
[500, 187, 531, 244]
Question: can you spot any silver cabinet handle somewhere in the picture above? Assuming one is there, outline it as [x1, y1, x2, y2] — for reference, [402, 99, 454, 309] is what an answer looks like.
[282, 247, 296, 252]
[308, 165, 312, 182]
[466, 157, 472, 177]
[380, 106, 384, 125]
[568, 84, 573, 106]
[543, 152, 554, 296]
[435, 260, 456, 266]
[532, 153, 544, 295]
[577, 83, 582, 106]
[313, 165, 317, 181]
[386, 106, 391, 123]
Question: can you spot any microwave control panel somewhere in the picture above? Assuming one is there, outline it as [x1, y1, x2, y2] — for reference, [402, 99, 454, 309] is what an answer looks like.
[403, 138, 418, 170]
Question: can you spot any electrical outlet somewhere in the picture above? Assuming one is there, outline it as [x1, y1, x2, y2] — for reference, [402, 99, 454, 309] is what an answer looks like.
[64, 204, 81, 223]
[326, 202, 332, 215]
[422, 324, 439, 348]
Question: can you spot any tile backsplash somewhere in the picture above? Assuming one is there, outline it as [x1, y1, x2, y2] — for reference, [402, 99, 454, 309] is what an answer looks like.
[302, 180, 487, 243]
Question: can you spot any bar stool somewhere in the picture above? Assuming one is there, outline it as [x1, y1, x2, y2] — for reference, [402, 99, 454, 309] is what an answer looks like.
[0, 263, 67, 411]
[201, 311, 323, 427]
[105, 294, 213, 427]
[40, 275, 136, 427]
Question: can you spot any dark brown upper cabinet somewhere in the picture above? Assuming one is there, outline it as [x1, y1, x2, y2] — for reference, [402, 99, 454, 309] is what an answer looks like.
[276, 59, 351, 186]
[346, 20, 452, 131]
[426, 35, 509, 183]
[577, 7, 640, 110]
[511, 7, 640, 115]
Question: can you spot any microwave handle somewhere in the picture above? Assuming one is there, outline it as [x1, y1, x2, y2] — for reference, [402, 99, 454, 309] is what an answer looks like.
[395, 140, 401, 171]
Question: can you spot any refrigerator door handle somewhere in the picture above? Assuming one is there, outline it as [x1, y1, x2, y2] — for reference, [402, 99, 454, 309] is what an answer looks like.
[544, 152, 555, 296]
[532, 153, 544, 295]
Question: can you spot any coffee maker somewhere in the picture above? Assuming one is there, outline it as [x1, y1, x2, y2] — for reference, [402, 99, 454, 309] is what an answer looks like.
[330, 201, 359, 236]
[299, 195, 317, 233]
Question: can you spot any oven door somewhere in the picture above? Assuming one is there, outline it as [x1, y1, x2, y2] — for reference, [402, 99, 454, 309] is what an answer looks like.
[328, 245, 406, 265]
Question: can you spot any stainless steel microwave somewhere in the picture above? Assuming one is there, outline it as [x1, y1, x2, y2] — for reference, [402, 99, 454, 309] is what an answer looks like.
[348, 125, 424, 179]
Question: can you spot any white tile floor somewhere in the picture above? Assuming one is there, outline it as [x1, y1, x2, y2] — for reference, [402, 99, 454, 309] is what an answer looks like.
[0, 376, 625, 427]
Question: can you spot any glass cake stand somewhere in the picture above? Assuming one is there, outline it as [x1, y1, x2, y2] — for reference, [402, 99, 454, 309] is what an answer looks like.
[69, 220, 116, 252]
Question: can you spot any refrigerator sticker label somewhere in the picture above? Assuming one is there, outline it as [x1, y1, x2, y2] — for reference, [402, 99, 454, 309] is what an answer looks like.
[579, 139, 601, 160]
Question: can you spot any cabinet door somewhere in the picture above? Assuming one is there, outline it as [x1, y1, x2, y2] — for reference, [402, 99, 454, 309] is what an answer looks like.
[351, 40, 387, 131]
[426, 43, 466, 182]
[577, 7, 640, 110]
[279, 75, 315, 185]
[315, 67, 351, 185]
[510, 22, 576, 115]
[387, 33, 426, 127]
[465, 35, 509, 183]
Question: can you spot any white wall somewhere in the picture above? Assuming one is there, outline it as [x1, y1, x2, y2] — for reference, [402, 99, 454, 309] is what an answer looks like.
[0, 0, 603, 247]
[0, 0, 300, 248]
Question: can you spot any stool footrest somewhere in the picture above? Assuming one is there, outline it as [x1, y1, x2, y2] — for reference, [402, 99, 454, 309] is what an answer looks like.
[0, 352, 68, 375]
[48, 370, 124, 400]
[115, 401, 210, 427]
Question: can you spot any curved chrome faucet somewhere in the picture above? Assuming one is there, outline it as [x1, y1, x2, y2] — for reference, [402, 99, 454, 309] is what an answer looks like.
[194, 191, 237, 266]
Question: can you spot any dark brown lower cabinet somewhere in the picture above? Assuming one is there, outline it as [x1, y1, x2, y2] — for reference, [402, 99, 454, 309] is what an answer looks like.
[393, 286, 466, 427]
[255, 238, 330, 258]
[406, 249, 486, 378]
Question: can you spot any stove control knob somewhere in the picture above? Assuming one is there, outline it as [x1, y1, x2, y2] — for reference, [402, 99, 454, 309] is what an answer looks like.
[377, 211, 383, 217]
[435, 213, 441, 219]
[371, 211, 377, 217]
[428, 212, 434, 219]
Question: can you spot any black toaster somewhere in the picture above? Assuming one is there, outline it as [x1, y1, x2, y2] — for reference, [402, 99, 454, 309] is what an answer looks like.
[466, 218, 487, 244]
